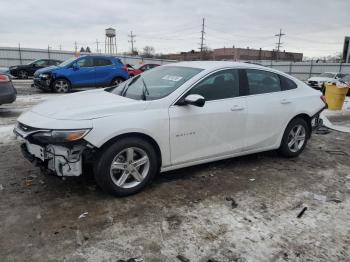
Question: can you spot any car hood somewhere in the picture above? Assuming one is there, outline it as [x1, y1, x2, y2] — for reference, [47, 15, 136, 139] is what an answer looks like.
[34, 66, 60, 75]
[30, 89, 147, 120]
[10, 65, 29, 70]
[308, 76, 334, 82]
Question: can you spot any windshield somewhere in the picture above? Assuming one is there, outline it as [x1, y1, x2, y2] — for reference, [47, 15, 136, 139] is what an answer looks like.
[108, 66, 203, 100]
[58, 57, 77, 67]
[319, 72, 336, 78]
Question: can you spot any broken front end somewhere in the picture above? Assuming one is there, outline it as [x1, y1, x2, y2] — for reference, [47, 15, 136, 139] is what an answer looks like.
[14, 122, 94, 177]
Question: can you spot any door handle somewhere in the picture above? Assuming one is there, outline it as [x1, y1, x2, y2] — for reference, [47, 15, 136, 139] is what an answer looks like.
[281, 99, 292, 104]
[231, 105, 245, 111]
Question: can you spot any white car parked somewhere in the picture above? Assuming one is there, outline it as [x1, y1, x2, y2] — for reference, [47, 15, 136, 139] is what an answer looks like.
[307, 72, 348, 89]
[14, 61, 326, 196]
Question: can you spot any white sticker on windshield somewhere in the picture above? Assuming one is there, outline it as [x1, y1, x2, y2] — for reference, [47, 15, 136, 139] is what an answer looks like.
[162, 75, 183, 82]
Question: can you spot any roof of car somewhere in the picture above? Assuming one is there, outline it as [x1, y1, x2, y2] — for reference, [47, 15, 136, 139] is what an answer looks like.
[164, 61, 266, 70]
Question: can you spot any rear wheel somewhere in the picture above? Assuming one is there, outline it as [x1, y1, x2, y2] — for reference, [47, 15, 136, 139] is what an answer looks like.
[111, 77, 125, 86]
[279, 118, 310, 157]
[94, 137, 159, 196]
[52, 78, 71, 93]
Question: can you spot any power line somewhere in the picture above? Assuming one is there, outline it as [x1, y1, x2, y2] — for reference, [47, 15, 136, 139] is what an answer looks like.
[128, 31, 136, 54]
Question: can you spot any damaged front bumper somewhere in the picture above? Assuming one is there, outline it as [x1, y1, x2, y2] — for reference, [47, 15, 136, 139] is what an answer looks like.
[14, 123, 94, 177]
[20, 141, 87, 176]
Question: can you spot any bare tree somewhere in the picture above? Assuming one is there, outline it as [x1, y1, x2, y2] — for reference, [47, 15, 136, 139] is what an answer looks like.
[142, 46, 155, 58]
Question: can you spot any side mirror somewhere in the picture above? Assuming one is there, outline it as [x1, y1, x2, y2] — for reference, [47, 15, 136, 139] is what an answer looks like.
[184, 94, 205, 107]
[72, 63, 80, 70]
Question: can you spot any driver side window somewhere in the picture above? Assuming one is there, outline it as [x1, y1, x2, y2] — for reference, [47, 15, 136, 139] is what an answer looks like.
[188, 69, 239, 101]
[76, 58, 92, 67]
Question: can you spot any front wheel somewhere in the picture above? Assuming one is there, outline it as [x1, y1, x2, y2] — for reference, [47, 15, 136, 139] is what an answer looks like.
[279, 118, 310, 157]
[52, 79, 71, 93]
[18, 70, 28, 79]
[94, 137, 159, 196]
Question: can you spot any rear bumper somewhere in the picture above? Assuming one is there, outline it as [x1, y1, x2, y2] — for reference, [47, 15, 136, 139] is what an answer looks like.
[0, 82, 16, 105]
[311, 105, 327, 130]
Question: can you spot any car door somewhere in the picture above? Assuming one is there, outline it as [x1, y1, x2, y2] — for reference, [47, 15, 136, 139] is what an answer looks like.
[169, 69, 247, 165]
[243, 69, 295, 151]
[68, 57, 95, 87]
[93, 57, 114, 86]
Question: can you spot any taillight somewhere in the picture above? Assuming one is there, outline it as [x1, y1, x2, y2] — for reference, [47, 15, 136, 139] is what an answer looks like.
[123, 66, 128, 72]
[320, 95, 327, 104]
[0, 74, 10, 83]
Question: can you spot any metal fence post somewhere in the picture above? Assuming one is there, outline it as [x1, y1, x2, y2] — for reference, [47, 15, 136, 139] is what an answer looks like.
[309, 60, 313, 78]
[339, 62, 343, 73]
[289, 62, 292, 75]
[18, 43, 22, 65]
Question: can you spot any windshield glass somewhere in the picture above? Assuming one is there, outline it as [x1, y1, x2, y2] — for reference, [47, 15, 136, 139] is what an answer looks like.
[319, 72, 336, 78]
[108, 66, 203, 100]
[58, 57, 77, 67]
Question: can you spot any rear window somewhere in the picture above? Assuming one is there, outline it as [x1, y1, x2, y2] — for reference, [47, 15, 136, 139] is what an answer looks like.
[94, 58, 112, 66]
[246, 69, 281, 95]
[280, 75, 297, 90]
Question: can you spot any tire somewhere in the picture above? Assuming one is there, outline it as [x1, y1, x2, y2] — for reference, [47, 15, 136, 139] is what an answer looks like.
[94, 137, 159, 196]
[18, 70, 28, 79]
[52, 78, 71, 93]
[111, 77, 125, 86]
[279, 118, 310, 158]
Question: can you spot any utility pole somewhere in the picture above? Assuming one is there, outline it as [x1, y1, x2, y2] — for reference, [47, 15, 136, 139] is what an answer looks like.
[48, 45, 51, 60]
[74, 41, 78, 53]
[200, 18, 205, 53]
[95, 39, 101, 53]
[128, 31, 136, 55]
[275, 28, 285, 60]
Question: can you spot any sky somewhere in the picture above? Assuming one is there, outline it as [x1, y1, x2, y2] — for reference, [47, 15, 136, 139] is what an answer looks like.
[1, 0, 349, 57]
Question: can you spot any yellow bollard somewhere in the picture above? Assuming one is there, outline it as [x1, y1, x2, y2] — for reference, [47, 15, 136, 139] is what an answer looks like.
[325, 83, 349, 110]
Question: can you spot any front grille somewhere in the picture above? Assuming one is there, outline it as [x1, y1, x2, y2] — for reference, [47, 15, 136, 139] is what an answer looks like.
[308, 81, 318, 87]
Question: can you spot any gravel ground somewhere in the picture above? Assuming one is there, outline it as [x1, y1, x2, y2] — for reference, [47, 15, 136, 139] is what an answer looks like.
[0, 81, 350, 262]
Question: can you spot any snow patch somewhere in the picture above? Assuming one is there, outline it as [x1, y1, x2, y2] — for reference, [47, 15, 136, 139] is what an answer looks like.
[0, 125, 16, 144]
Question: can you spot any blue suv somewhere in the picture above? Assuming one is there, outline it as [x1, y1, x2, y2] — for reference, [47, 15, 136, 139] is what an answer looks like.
[33, 55, 129, 93]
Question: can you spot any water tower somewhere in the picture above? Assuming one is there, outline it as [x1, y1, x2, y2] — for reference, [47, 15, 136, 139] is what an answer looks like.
[105, 28, 117, 54]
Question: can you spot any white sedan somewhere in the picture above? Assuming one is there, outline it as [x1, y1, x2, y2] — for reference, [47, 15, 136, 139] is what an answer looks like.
[14, 61, 326, 196]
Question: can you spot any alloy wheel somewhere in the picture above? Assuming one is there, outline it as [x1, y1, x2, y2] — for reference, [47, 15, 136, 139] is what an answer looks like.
[19, 70, 28, 79]
[54, 80, 69, 93]
[109, 147, 150, 189]
[114, 78, 124, 85]
[287, 124, 306, 153]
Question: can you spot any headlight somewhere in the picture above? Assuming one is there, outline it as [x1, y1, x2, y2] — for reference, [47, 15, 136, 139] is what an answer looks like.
[39, 73, 50, 79]
[31, 129, 91, 143]
[11, 66, 18, 70]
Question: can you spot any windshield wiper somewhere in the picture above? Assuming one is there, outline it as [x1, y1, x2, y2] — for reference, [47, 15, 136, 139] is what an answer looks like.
[121, 75, 140, 97]
[140, 76, 149, 101]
